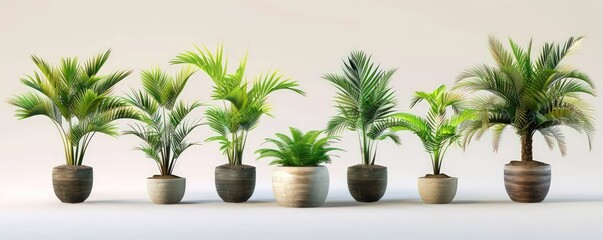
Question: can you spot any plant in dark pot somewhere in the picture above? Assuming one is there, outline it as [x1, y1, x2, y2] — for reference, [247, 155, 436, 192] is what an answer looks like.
[391, 85, 475, 204]
[257, 127, 341, 208]
[9, 50, 137, 203]
[172, 46, 305, 202]
[124, 66, 201, 204]
[324, 51, 401, 202]
[456, 36, 595, 203]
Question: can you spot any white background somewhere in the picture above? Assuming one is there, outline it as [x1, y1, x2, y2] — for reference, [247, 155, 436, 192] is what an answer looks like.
[1, 0, 602, 239]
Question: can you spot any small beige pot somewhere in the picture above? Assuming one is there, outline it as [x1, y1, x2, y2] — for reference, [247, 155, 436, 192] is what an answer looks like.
[417, 177, 457, 204]
[272, 166, 329, 208]
[146, 177, 186, 204]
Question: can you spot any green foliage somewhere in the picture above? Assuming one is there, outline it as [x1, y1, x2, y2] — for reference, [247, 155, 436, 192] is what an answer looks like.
[172, 45, 305, 165]
[124, 66, 202, 176]
[324, 51, 400, 165]
[9, 50, 138, 165]
[391, 85, 474, 175]
[456, 36, 596, 161]
[256, 127, 341, 167]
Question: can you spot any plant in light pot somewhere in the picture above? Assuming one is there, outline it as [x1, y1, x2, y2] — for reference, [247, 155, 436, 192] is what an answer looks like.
[455, 36, 595, 203]
[171, 45, 305, 203]
[324, 51, 401, 202]
[256, 127, 341, 208]
[124, 66, 201, 204]
[9, 50, 137, 203]
[391, 85, 474, 204]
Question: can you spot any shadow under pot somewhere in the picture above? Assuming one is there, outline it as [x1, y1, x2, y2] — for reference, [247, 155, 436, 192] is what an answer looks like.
[272, 166, 329, 208]
[146, 176, 186, 204]
[417, 175, 457, 204]
[215, 164, 256, 203]
[504, 161, 551, 203]
[347, 164, 387, 202]
[52, 165, 93, 203]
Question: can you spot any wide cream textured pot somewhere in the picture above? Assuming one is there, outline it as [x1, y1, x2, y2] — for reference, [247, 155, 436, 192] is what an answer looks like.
[146, 177, 186, 204]
[272, 166, 329, 208]
[417, 177, 457, 204]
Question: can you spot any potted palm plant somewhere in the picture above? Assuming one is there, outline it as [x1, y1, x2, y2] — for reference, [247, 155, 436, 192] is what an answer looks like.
[9, 50, 137, 203]
[456, 36, 595, 203]
[172, 45, 305, 203]
[391, 85, 474, 204]
[257, 127, 340, 208]
[324, 51, 401, 202]
[124, 66, 201, 204]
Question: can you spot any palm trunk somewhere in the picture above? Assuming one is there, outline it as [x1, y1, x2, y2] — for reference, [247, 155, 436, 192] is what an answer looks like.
[520, 133, 533, 162]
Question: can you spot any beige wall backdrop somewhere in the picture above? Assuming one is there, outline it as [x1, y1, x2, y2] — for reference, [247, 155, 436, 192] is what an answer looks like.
[1, 0, 602, 202]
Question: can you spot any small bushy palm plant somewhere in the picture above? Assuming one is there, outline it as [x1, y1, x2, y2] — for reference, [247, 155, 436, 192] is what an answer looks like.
[9, 50, 138, 165]
[124, 66, 202, 176]
[391, 85, 474, 175]
[455, 36, 595, 163]
[171, 45, 305, 165]
[324, 51, 400, 165]
[256, 127, 341, 166]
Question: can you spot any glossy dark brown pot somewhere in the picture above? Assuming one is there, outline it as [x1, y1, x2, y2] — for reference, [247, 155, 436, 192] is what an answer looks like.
[215, 164, 256, 203]
[504, 161, 551, 203]
[347, 164, 387, 202]
[52, 165, 93, 203]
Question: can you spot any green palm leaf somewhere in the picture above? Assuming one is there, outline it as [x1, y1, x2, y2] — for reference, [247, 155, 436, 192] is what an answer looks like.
[9, 50, 133, 165]
[456, 36, 595, 161]
[126, 66, 202, 176]
[256, 127, 341, 167]
[324, 51, 399, 165]
[172, 45, 305, 165]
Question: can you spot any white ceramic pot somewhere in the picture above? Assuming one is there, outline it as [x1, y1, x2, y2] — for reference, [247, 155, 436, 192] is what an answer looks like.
[272, 166, 329, 208]
[146, 177, 186, 204]
[417, 176, 457, 204]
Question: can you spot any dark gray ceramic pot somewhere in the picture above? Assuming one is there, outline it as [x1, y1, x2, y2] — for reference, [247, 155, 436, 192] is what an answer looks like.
[52, 165, 93, 203]
[347, 164, 387, 202]
[215, 164, 256, 203]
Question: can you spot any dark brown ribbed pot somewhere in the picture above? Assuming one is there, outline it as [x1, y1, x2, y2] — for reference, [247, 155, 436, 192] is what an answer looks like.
[504, 161, 551, 203]
[52, 165, 93, 203]
[347, 164, 387, 202]
[215, 164, 256, 203]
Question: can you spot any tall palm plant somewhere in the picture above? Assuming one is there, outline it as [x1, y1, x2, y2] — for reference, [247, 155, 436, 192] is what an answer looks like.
[391, 85, 475, 175]
[456, 36, 595, 162]
[124, 66, 202, 176]
[171, 45, 305, 165]
[9, 50, 138, 165]
[324, 51, 400, 165]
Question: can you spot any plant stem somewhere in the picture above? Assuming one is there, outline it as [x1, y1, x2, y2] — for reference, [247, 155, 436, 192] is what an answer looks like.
[520, 132, 534, 161]
[361, 125, 370, 165]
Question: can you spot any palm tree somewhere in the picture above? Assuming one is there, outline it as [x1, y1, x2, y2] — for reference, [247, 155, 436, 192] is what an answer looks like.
[256, 127, 341, 167]
[124, 66, 202, 176]
[171, 45, 305, 165]
[9, 50, 138, 165]
[456, 36, 595, 162]
[391, 85, 475, 175]
[324, 51, 400, 165]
